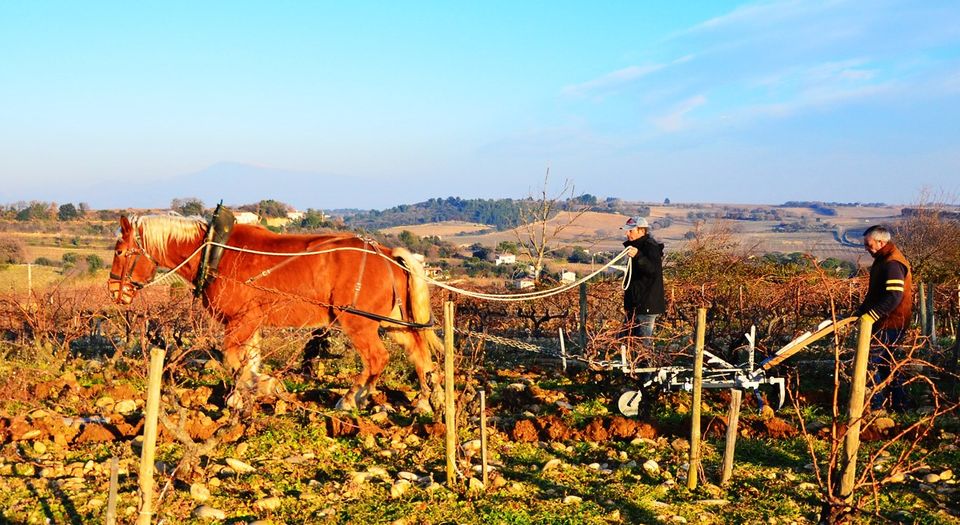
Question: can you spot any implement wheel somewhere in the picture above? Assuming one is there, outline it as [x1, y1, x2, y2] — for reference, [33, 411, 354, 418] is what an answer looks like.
[617, 390, 643, 417]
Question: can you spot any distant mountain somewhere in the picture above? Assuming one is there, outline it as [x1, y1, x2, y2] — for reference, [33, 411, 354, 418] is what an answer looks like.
[50, 162, 410, 211]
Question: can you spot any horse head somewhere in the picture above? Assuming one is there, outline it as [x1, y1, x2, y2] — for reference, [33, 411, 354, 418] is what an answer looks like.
[108, 215, 160, 304]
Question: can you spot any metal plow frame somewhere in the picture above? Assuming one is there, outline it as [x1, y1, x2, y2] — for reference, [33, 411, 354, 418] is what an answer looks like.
[614, 317, 856, 417]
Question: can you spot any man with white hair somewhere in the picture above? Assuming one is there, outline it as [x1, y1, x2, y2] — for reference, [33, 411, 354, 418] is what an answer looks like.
[620, 216, 666, 340]
[854, 224, 913, 411]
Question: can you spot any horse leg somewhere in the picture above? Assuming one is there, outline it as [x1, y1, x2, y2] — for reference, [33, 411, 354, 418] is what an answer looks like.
[243, 330, 286, 399]
[224, 327, 284, 409]
[387, 327, 442, 415]
[223, 326, 255, 410]
[335, 318, 388, 411]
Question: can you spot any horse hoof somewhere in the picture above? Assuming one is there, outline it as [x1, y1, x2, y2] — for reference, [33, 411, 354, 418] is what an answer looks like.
[226, 391, 245, 411]
[413, 397, 434, 416]
[335, 396, 356, 412]
[429, 390, 445, 413]
[256, 376, 286, 398]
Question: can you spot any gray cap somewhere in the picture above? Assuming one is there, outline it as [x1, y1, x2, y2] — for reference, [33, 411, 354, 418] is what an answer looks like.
[621, 216, 650, 229]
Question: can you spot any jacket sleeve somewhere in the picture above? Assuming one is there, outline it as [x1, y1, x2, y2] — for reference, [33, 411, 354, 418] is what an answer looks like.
[632, 244, 660, 276]
[857, 261, 907, 321]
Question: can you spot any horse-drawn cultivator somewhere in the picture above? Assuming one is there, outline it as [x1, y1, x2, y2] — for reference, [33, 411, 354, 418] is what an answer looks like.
[612, 316, 857, 416]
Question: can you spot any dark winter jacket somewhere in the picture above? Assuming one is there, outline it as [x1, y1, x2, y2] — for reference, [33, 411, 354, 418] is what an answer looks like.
[855, 241, 912, 330]
[623, 235, 666, 314]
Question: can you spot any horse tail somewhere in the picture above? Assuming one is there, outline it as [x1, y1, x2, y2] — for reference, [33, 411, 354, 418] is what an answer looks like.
[391, 248, 442, 347]
[392, 247, 444, 413]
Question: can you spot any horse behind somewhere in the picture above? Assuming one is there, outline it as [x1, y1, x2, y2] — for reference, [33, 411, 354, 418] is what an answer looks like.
[108, 214, 442, 412]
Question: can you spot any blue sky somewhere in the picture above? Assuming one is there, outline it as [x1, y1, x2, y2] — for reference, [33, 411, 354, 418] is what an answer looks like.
[1, 1, 958, 209]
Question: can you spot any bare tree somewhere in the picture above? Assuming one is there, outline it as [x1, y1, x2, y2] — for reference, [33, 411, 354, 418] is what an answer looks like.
[512, 169, 593, 282]
[894, 189, 960, 284]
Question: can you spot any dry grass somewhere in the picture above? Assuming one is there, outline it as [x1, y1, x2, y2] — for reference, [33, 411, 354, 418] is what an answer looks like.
[380, 220, 492, 237]
[388, 205, 903, 261]
[0, 264, 109, 293]
[24, 245, 113, 263]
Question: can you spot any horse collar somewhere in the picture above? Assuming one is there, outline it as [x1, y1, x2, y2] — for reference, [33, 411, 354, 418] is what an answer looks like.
[194, 204, 236, 296]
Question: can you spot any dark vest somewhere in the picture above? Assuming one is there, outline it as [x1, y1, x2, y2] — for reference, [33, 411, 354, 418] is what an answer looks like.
[867, 242, 913, 330]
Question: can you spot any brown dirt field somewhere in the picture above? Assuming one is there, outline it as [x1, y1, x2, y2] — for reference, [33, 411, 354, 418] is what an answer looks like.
[380, 221, 492, 238]
[389, 204, 904, 262]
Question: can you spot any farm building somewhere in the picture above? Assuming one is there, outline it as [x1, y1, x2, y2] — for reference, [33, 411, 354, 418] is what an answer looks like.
[235, 211, 260, 224]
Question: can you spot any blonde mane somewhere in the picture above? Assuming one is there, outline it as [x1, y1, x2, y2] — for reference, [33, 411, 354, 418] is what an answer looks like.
[131, 215, 206, 260]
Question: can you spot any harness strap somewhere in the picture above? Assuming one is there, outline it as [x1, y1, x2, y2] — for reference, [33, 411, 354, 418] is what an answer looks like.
[350, 237, 370, 308]
[336, 305, 435, 329]
[244, 236, 350, 284]
[245, 253, 303, 284]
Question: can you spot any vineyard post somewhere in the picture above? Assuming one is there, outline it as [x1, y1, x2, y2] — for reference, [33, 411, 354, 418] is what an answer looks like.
[720, 389, 743, 485]
[579, 282, 588, 350]
[954, 285, 960, 371]
[838, 314, 873, 502]
[558, 328, 567, 372]
[927, 282, 936, 343]
[443, 301, 457, 488]
[919, 282, 928, 338]
[106, 456, 119, 525]
[138, 347, 165, 525]
[480, 389, 489, 488]
[687, 307, 706, 490]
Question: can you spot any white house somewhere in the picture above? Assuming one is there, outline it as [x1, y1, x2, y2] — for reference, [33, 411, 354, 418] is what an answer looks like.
[495, 254, 516, 266]
[512, 278, 535, 289]
[560, 270, 576, 284]
[235, 211, 260, 225]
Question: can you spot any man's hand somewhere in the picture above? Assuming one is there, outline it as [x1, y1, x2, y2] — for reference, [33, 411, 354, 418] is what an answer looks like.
[626, 247, 638, 257]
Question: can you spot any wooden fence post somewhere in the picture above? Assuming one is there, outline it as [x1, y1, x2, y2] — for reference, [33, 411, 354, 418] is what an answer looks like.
[919, 282, 928, 338]
[688, 307, 706, 490]
[954, 285, 960, 371]
[480, 390, 489, 488]
[138, 347, 165, 525]
[579, 282, 588, 350]
[720, 389, 743, 485]
[443, 301, 457, 489]
[558, 328, 567, 372]
[839, 315, 873, 501]
[722, 324, 754, 484]
[928, 282, 936, 343]
[106, 456, 119, 525]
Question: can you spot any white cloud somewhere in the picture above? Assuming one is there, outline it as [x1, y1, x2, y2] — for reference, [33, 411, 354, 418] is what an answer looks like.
[685, 0, 844, 35]
[562, 64, 665, 98]
[652, 95, 707, 132]
[561, 54, 697, 99]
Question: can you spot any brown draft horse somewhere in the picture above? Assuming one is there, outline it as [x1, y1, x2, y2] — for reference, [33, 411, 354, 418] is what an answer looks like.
[108, 214, 442, 412]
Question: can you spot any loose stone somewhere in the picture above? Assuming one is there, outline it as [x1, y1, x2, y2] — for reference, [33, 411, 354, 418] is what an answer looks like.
[193, 505, 227, 520]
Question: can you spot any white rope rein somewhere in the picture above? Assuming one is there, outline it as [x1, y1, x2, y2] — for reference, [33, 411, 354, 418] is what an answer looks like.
[423, 249, 631, 302]
[140, 237, 632, 302]
[622, 255, 633, 291]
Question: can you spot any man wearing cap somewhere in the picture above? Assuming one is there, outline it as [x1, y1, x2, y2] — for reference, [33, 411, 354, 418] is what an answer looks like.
[620, 216, 666, 341]
[854, 224, 913, 411]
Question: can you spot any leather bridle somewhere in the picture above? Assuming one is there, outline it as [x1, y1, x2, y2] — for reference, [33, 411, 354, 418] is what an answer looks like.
[108, 226, 160, 303]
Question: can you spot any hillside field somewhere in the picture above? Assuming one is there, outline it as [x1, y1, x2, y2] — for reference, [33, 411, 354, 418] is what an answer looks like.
[392, 204, 904, 262]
